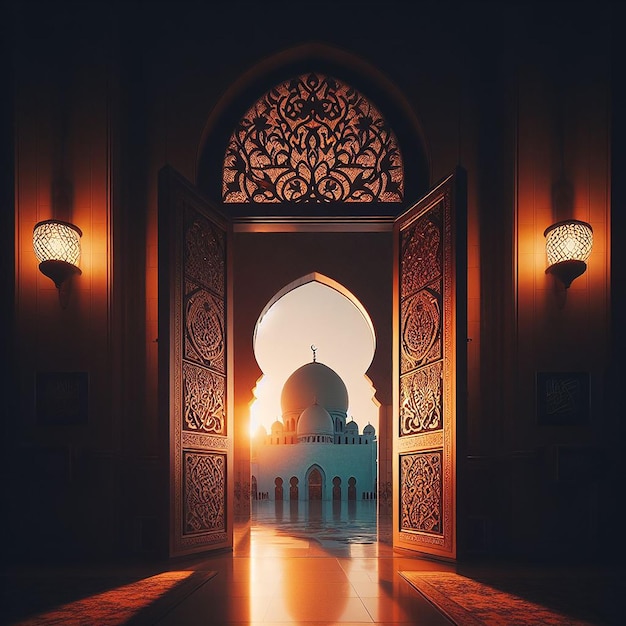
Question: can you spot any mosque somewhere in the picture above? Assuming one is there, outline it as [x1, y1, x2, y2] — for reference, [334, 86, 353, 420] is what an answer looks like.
[251, 354, 377, 502]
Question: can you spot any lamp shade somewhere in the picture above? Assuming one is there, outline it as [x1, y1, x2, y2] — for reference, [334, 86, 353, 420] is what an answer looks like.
[33, 219, 82, 288]
[544, 219, 593, 288]
[33, 219, 82, 265]
[544, 219, 593, 266]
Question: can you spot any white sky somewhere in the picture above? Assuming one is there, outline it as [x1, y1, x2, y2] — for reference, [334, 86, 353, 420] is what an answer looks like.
[250, 280, 379, 435]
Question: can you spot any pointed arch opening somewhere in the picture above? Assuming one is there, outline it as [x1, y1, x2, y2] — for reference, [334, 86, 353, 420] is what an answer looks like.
[249, 272, 379, 437]
[306, 465, 325, 500]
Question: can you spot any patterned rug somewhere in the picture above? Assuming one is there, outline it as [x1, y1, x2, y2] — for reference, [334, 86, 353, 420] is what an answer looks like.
[4, 569, 217, 625]
[399, 570, 608, 625]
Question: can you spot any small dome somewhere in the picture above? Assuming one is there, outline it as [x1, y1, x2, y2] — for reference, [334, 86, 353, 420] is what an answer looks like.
[281, 361, 348, 414]
[363, 423, 376, 435]
[345, 420, 359, 434]
[254, 424, 267, 438]
[271, 420, 283, 435]
[297, 404, 334, 436]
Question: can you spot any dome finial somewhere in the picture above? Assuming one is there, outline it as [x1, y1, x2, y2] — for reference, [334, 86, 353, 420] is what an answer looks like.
[311, 344, 317, 362]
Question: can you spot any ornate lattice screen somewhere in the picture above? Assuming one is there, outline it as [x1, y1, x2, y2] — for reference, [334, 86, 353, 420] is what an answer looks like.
[223, 73, 404, 203]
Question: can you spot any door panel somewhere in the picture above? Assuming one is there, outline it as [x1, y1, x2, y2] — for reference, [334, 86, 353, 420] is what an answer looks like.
[158, 165, 233, 557]
[392, 169, 467, 560]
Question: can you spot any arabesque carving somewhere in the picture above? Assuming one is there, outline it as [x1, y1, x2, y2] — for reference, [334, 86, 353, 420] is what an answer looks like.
[401, 283, 442, 373]
[223, 72, 404, 203]
[400, 361, 443, 435]
[184, 208, 225, 296]
[400, 451, 442, 534]
[182, 432, 228, 449]
[400, 204, 442, 296]
[395, 176, 458, 561]
[182, 361, 225, 434]
[184, 451, 226, 535]
[184, 281, 225, 373]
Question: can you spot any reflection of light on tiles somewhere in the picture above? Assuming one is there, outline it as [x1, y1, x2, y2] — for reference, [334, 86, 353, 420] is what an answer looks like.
[20, 571, 193, 625]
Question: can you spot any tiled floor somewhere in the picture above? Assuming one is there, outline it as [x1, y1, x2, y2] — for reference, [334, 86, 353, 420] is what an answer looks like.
[3, 502, 623, 625]
[156, 505, 455, 625]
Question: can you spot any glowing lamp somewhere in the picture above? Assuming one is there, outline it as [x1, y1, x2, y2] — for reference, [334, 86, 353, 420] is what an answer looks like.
[544, 219, 593, 288]
[33, 219, 82, 288]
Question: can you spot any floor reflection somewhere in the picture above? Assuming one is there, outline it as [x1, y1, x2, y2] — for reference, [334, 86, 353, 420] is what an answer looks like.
[150, 499, 455, 625]
[252, 499, 386, 548]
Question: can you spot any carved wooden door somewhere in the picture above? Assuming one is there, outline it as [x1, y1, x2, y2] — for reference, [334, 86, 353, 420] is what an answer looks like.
[392, 169, 467, 560]
[158, 165, 233, 558]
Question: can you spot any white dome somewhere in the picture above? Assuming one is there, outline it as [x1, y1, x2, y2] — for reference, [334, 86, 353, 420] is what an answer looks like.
[271, 420, 283, 435]
[281, 361, 348, 414]
[345, 420, 358, 434]
[363, 423, 376, 435]
[297, 403, 334, 436]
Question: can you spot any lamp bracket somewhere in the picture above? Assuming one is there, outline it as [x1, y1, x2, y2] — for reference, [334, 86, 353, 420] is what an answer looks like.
[38, 259, 82, 289]
[545, 259, 587, 289]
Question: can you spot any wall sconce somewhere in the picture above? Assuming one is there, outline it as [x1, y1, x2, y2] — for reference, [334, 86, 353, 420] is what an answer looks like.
[33, 219, 82, 294]
[544, 219, 593, 288]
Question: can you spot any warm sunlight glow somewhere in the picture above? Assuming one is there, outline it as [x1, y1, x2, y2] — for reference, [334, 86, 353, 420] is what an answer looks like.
[23, 571, 194, 623]
[251, 278, 378, 435]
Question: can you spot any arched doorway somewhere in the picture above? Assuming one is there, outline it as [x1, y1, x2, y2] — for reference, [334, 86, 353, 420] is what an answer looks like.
[159, 41, 463, 561]
[249, 275, 379, 511]
[307, 467, 323, 500]
[194, 51, 428, 530]
[348, 476, 357, 501]
[332, 476, 341, 501]
[274, 477, 284, 501]
[289, 476, 299, 501]
[159, 165, 466, 560]
[193, 45, 427, 538]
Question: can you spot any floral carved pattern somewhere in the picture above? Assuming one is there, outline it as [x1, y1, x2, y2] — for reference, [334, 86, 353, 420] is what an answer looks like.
[395, 178, 457, 558]
[184, 452, 226, 535]
[223, 72, 404, 203]
[184, 209, 225, 297]
[400, 362, 443, 436]
[400, 204, 442, 297]
[401, 283, 442, 373]
[182, 361, 225, 434]
[184, 281, 225, 373]
[400, 452, 442, 534]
